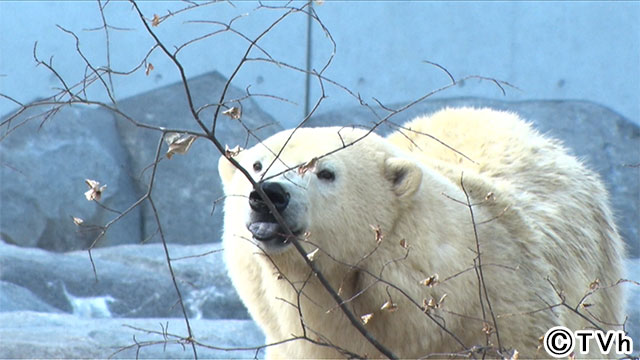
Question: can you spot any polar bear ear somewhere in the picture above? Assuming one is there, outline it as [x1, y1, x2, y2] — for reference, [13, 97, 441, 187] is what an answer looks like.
[218, 155, 238, 186]
[384, 157, 423, 198]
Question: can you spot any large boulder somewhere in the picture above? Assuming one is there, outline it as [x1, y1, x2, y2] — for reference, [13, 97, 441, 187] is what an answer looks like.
[0, 71, 282, 251]
[114, 71, 283, 246]
[0, 281, 62, 313]
[0, 241, 248, 319]
[307, 98, 640, 257]
[0, 105, 142, 251]
[0, 239, 264, 358]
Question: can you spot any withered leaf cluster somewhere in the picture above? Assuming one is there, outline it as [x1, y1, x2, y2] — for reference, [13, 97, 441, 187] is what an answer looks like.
[420, 274, 439, 287]
[423, 293, 447, 313]
[371, 224, 384, 245]
[224, 144, 242, 159]
[165, 132, 197, 159]
[360, 313, 373, 325]
[84, 179, 106, 201]
[222, 107, 242, 120]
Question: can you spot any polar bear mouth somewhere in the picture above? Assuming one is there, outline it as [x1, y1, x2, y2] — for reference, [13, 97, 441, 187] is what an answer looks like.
[247, 221, 303, 245]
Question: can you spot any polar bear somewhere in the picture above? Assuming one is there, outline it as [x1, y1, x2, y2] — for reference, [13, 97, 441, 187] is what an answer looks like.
[218, 107, 625, 359]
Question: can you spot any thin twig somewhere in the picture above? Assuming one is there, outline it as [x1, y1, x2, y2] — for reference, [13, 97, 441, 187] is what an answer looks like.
[459, 172, 503, 354]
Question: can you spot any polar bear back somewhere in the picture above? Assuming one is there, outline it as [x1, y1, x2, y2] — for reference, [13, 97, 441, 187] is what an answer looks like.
[388, 107, 625, 329]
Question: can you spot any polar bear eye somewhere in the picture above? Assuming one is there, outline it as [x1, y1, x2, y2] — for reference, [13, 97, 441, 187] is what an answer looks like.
[316, 169, 335, 182]
[253, 161, 263, 172]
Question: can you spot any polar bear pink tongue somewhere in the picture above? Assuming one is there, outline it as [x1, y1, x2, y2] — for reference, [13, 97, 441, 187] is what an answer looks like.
[248, 222, 281, 241]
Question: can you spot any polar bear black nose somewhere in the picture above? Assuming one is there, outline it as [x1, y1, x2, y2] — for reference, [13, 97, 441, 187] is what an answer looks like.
[249, 182, 290, 214]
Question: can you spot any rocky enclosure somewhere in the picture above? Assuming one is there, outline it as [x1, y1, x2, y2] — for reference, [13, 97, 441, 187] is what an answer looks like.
[1, 72, 638, 357]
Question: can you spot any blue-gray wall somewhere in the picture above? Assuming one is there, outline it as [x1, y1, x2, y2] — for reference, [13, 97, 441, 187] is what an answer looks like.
[1, 1, 638, 127]
[308, 1, 640, 126]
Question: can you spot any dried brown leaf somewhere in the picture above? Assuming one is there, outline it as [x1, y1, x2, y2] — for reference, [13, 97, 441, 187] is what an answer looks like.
[399, 238, 408, 248]
[380, 300, 398, 312]
[589, 278, 600, 290]
[420, 274, 439, 287]
[423, 294, 446, 311]
[422, 298, 430, 313]
[306, 248, 320, 262]
[164, 132, 181, 145]
[510, 349, 519, 360]
[165, 133, 196, 159]
[360, 313, 373, 325]
[224, 145, 242, 159]
[371, 224, 383, 244]
[428, 298, 437, 309]
[145, 63, 154, 76]
[298, 157, 318, 176]
[84, 179, 106, 201]
[222, 107, 242, 120]
[151, 14, 160, 26]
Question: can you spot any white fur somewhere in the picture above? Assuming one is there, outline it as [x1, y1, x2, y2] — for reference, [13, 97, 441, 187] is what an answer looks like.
[218, 108, 625, 359]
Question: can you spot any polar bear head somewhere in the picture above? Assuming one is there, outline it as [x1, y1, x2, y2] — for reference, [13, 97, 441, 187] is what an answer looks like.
[218, 127, 423, 261]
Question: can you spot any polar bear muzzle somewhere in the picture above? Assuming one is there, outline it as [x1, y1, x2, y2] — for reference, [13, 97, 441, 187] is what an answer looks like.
[249, 182, 290, 214]
[247, 181, 300, 245]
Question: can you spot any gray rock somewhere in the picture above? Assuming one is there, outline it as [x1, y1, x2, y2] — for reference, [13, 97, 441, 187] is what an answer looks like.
[0, 281, 62, 313]
[0, 241, 248, 319]
[1, 70, 282, 251]
[0, 259, 636, 357]
[88, 242, 249, 320]
[114, 71, 283, 246]
[0, 311, 265, 359]
[0, 105, 142, 251]
[308, 98, 640, 257]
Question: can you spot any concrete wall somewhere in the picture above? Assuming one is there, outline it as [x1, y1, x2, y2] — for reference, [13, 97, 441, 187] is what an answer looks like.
[308, 1, 640, 127]
[1, 1, 638, 127]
